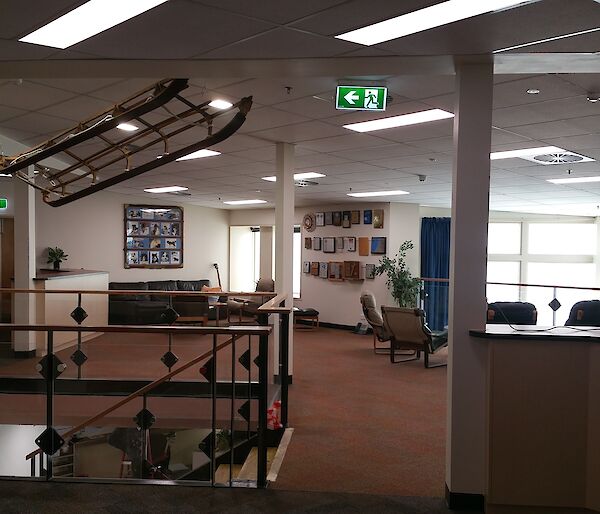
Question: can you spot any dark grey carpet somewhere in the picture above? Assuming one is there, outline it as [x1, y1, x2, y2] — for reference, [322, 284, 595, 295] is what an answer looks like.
[0, 480, 481, 513]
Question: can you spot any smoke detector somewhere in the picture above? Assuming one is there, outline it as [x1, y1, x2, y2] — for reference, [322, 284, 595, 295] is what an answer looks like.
[522, 151, 594, 165]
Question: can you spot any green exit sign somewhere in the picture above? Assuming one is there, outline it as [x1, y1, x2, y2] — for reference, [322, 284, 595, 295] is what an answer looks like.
[0, 198, 6, 209]
[336, 86, 387, 111]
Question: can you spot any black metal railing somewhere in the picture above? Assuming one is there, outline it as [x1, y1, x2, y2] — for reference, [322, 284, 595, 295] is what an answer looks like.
[0, 323, 277, 487]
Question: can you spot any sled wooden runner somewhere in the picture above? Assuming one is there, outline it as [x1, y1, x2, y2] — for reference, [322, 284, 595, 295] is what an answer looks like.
[0, 78, 252, 207]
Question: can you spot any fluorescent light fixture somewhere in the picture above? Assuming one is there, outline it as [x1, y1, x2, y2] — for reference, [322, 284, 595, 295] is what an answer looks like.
[490, 146, 563, 160]
[347, 190, 410, 197]
[548, 176, 600, 184]
[262, 172, 327, 182]
[176, 149, 221, 161]
[343, 109, 454, 133]
[117, 122, 139, 132]
[144, 186, 188, 193]
[141, 208, 170, 213]
[223, 199, 267, 205]
[494, 26, 600, 53]
[209, 99, 233, 109]
[335, 0, 532, 46]
[0, 173, 12, 177]
[19, 0, 169, 49]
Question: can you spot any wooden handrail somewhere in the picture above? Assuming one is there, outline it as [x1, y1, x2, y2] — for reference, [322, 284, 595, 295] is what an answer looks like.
[420, 277, 600, 293]
[25, 333, 243, 461]
[258, 293, 292, 313]
[3, 324, 271, 335]
[0, 288, 276, 297]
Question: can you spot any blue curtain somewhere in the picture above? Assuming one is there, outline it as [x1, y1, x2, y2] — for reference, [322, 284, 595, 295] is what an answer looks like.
[420, 217, 451, 331]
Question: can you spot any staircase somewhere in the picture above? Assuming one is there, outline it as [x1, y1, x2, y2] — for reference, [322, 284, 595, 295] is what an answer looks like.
[215, 446, 278, 485]
[52, 449, 74, 478]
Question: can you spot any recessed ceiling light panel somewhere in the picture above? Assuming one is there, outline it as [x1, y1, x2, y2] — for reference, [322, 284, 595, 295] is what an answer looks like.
[490, 146, 564, 160]
[262, 172, 326, 182]
[209, 99, 233, 109]
[343, 109, 454, 133]
[223, 199, 267, 205]
[144, 185, 188, 193]
[117, 123, 139, 132]
[548, 176, 600, 184]
[335, 0, 534, 46]
[176, 149, 221, 161]
[19, 0, 169, 49]
[347, 190, 410, 197]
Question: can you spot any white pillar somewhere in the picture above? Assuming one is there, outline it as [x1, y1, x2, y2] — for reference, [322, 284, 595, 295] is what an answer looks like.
[12, 170, 36, 354]
[446, 60, 494, 500]
[259, 225, 273, 280]
[275, 143, 294, 376]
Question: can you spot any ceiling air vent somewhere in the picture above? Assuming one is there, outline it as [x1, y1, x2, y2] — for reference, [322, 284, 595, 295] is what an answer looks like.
[522, 151, 594, 165]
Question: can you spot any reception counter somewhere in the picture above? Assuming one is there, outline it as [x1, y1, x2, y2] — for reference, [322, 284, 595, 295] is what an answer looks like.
[471, 325, 600, 514]
[34, 269, 109, 353]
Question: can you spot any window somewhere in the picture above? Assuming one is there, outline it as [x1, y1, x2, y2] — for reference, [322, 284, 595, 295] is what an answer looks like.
[486, 261, 520, 303]
[487, 220, 597, 326]
[229, 226, 260, 292]
[488, 223, 521, 255]
[528, 223, 596, 255]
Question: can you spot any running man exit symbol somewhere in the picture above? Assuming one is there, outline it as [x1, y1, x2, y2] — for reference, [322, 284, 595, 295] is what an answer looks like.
[335, 86, 387, 111]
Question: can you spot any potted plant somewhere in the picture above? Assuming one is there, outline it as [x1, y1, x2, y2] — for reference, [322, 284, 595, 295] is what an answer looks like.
[373, 240, 420, 307]
[47, 246, 68, 271]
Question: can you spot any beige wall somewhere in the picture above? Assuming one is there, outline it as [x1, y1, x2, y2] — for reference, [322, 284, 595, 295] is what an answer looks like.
[230, 202, 421, 326]
[35, 190, 230, 286]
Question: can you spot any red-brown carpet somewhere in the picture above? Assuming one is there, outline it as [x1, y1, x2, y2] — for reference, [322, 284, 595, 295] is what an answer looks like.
[272, 327, 447, 498]
[0, 326, 447, 497]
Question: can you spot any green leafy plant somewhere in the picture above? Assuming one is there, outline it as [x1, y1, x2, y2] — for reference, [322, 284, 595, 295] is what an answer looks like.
[373, 240, 420, 307]
[47, 247, 68, 270]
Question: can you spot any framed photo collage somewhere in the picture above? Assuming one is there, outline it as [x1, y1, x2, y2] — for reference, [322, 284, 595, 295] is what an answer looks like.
[124, 205, 183, 268]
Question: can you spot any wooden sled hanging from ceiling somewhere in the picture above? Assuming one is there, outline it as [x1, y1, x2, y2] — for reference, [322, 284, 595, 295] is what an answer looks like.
[0, 78, 252, 207]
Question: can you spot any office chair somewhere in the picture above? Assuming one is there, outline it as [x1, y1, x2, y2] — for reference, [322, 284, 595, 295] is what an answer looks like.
[565, 300, 600, 326]
[487, 301, 537, 325]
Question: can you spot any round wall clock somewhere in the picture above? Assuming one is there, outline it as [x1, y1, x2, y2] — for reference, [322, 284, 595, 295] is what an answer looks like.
[303, 213, 316, 232]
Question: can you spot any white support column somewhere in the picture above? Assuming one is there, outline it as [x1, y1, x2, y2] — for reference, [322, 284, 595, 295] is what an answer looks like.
[12, 170, 36, 354]
[446, 60, 494, 500]
[275, 143, 295, 376]
[259, 225, 273, 280]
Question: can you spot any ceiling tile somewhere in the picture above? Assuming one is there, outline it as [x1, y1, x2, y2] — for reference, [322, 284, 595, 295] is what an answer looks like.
[200, 28, 357, 59]
[74, 2, 274, 59]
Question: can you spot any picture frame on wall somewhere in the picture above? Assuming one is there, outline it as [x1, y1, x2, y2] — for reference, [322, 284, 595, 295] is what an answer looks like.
[342, 210, 351, 228]
[315, 212, 325, 226]
[319, 262, 328, 278]
[328, 262, 344, 281]
[371, 236, 387, 255]
[365, 263, 376, 279]
[363, 209, 372, 224]
[344, 261, 361, 280]
[346, 237, 356, 252]
[313, 237, 322, 251]
[336, 236, 344, 250]
[325, 211, 333, 225]
[311, 262, 320, 275]
[351, 210, 360, 224]
[323, 237, 336, 253]
[124, 205, 183, 268]
[373, 209, 384, 229]
[332, 211, 342, 226]
[303, 261, 311, 273]
[305, 237, 312, 250]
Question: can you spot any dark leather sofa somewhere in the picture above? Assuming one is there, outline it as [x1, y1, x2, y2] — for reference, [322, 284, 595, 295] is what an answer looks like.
[108, 279, 221, 325]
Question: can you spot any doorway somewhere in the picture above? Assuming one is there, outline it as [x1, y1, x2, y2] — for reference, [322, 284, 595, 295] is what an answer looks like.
[0, 218, 14, 342]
